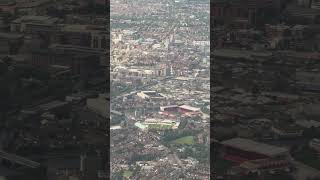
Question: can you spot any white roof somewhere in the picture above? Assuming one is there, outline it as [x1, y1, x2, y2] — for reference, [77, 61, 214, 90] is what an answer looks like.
[179, 105, 200, 112]
[160, 105, 178, 109]
[110, 126, 122, 130]
[134, 122, 147, 129]
[145, 118, 160, 122]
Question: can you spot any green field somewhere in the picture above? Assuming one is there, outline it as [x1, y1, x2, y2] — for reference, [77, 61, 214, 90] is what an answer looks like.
[123, 170, 133, 177]
[148, 124, 172, 130]
[172, 136, 195, 145]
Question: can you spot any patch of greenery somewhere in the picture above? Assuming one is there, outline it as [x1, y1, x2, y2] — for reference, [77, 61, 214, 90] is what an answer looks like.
[122, 170, 133, 178]
[148, 124, 172, 130]
[172, 136, 195, 145]
[130, 154, 156, 164]
[162, 129, 200, 142]
[183, 144, 210, 164]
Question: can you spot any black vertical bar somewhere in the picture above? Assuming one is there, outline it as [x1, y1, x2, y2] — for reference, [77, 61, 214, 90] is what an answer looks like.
[105, 0, 111, 178]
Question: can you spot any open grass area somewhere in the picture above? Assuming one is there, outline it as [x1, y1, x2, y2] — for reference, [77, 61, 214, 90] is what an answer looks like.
[123, 170, 133, 177]
[294, 146, 320, 170]
[148, 124, 172, 130]
[172, 136, 195, 145]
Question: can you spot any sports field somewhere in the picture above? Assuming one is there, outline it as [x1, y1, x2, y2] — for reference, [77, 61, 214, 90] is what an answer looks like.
[123, 170, 133, 177]
[172, 136, 195, 145]
[148, 124, 173, 130]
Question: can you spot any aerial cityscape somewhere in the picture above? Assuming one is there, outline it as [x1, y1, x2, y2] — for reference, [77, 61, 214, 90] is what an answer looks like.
[111, 0, 210, 179]
[1, 0, 320, 179]
[212, 0, 320, 180]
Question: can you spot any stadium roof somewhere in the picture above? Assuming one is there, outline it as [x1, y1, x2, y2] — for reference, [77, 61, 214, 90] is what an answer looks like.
[179, 105, 200, 112]
[221, 138, 288, 157]
[134, 122, 147, 130]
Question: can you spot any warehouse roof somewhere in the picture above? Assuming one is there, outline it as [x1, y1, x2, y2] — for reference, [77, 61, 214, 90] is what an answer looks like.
[221, 138, 288, 157]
